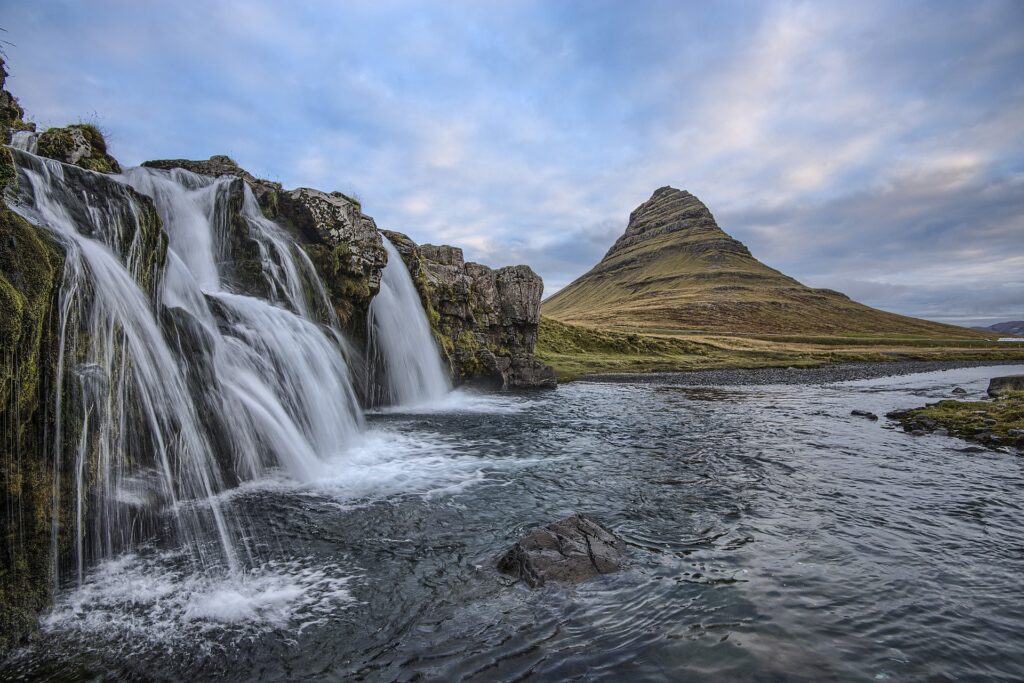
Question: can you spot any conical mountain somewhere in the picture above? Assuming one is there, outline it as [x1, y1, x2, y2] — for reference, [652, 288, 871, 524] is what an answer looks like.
[543, 187, 975, 336]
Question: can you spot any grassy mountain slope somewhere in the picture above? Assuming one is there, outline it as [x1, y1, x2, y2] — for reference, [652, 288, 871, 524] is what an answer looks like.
[543, 187, 980, 338]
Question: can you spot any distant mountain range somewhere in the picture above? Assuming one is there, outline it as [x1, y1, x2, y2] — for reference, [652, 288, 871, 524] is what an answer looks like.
[543, 187, 980, 337]
[975, 321, 1024, 336]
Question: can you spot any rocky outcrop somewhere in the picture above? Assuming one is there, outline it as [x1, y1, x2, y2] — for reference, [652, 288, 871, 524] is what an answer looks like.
[37, 124, 121, 174]
[383, 231, 555, 389]
[0, 59, 65, 650]
[988, 375, 1024, 397]
[276, 188, 387, 326]
[497, 515, 626, 587]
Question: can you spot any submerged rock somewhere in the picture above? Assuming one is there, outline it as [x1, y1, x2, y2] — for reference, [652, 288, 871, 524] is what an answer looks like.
[951, 387, 968, 395]
[851, 409, 878, 420]
[988, 375, 1024, 397]
[497, 515, 625, 587]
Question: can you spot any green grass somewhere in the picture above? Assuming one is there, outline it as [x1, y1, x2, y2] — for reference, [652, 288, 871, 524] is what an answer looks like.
[889, 391, 1024, 447]
[536, 317, 1024, 381]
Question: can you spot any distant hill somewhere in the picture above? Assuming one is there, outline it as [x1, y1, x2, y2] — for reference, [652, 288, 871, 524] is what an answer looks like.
[976, 321, 1024, 336]
[543, 187, 980, 337]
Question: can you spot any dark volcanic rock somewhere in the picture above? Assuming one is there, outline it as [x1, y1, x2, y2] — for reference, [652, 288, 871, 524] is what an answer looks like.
[497, 515, 625, 587]
[851, 409, 879, 420]
[988, 375, 1024, 397]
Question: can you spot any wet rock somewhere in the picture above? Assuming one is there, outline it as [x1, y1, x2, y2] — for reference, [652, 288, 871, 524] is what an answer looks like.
[951, 387, 968, 395]
[988, 375, 1024, 397]
[851, 409, 878, 420]
[497, 515, 625, 587]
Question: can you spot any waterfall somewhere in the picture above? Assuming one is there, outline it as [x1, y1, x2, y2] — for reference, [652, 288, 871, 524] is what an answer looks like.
[9, 150, 240, 581]
[367, 237, 451, 407]
[10, 130, 39, 154]
[7, 149, 366, 586]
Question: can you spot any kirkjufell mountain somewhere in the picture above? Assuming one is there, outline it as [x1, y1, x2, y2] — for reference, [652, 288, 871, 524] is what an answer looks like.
[543, 187, 977, 336]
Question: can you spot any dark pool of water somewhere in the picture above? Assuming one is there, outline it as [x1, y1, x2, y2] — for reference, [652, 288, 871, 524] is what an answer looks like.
[4, 364, 1024, 682]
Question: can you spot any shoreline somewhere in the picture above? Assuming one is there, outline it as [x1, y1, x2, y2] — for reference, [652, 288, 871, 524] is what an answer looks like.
[578, 359, 1024, 387]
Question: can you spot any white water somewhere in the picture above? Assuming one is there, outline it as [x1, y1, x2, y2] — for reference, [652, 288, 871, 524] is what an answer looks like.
[368, 237, 451, 406]
[9, 151, 239, 580]
[122, 167, 365, 484]
[10, 129, 39, 154]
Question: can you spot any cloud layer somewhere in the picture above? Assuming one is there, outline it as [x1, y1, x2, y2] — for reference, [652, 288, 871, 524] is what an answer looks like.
[5, 0, 1023, 325]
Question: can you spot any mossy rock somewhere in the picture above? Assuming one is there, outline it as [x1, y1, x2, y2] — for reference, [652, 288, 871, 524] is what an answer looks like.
[37, 124, 122, 174]
[0, 205, 66, 651]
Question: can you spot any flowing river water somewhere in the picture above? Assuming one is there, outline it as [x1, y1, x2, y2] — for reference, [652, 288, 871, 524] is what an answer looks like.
[3, 363, 1023, 682]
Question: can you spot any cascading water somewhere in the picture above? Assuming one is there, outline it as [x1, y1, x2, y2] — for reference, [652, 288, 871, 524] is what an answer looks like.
[10, 130, 38, 154]
[9, 150, 239, 582]
[367, 237, 452, 407]
[122, 167, 365, 482]
[6, 148, 367, 588]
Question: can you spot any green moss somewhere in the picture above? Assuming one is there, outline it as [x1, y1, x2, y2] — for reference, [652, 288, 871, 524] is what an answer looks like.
[303, 242, 374, 329]
[36, 126, 74, 160]
[892, 392, 1024, 447]
[0, 206, 66, 651]
[259, 188, 280, 219]
[0, 147, 16, 192]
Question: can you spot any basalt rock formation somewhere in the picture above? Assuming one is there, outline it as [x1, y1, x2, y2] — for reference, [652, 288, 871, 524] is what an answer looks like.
[383, 231, 555, 389]
[544, 186, 981, 337]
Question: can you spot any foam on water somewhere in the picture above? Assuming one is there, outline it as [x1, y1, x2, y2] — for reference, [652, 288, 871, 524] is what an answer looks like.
[370, 388, 528, 415]
[43, 551, 355, 651]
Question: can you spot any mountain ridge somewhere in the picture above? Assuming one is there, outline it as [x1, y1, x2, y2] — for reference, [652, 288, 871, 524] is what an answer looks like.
[543, 187, 978, 337]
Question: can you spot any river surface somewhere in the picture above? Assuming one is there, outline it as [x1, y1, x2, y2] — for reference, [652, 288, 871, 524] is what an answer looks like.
[4, 364, 1024, 682]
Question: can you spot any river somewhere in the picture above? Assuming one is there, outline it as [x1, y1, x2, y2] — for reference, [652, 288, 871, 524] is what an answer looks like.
[4, 363, 1023, 682]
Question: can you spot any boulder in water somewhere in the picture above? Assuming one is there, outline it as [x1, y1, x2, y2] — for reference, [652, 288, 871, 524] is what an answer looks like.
[851, 409, 878, 420]
[497, 515, 625, 587]
[988, 375, 1024, 397]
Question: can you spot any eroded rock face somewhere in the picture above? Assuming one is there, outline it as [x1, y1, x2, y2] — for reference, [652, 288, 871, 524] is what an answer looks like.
[497, 515, 625, 587]
[988, 375, 1024, 397]
[278, 188, 387, 293]
[383, 230, 555, 389]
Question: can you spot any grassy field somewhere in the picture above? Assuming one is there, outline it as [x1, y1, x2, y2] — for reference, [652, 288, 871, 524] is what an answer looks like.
[536, 317, 1024, 381]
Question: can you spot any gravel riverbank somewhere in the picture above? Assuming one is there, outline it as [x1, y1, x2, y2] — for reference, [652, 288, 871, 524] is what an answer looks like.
[580, 359, 1024, 386]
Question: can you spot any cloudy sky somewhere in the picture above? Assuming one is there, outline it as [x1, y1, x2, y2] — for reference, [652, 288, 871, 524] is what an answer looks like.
[5, 0, 1023, 326]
